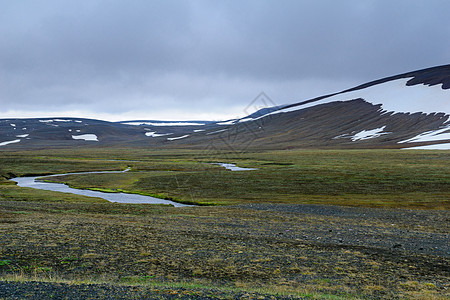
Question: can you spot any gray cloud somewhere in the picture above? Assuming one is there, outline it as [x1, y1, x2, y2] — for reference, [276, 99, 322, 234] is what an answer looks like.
[1, 0, 449, 120]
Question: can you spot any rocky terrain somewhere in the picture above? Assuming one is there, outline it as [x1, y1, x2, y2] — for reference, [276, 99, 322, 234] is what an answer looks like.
[0, 201, 448, 299]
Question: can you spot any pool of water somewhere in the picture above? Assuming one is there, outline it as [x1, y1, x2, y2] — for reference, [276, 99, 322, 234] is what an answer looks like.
[212, 163, 258, 171]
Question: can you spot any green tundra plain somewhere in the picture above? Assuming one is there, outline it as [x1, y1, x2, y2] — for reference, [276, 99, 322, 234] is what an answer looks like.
[0, 148, 449, 299]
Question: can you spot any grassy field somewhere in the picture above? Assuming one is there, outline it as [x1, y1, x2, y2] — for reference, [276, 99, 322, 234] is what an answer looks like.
[0, 148, 449, 299]
[1, 148, 448, 208]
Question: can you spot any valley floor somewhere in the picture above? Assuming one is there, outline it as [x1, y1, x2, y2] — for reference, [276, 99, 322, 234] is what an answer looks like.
[0, 148, 448, 299]
[0, 201, 448, 299]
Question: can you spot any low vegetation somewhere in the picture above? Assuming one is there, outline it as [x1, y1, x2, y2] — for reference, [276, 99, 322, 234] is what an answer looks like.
[0, 147, 449, 298]
[2, 148, 447, 208]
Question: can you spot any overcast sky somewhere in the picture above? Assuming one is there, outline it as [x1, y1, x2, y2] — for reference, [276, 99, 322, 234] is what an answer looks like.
[1, 0, 449, 121]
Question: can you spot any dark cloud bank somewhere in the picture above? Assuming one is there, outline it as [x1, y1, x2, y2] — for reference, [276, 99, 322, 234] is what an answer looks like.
[1, 0, 449, 120]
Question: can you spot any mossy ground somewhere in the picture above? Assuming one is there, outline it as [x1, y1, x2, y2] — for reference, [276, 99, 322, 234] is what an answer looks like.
[0, 148, 449, 299]
[0, 201, 448, 299]
[2, 148, 448, 208]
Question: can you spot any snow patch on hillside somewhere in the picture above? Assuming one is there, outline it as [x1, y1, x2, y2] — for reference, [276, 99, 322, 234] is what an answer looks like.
[16, 134, 29, 138]
[351, 126, 391, 141]
[270, 78, 449, 118]
[334, 126, 390, 141]
[72, 134, 98, 141]
[403, 142, 450, 150]
[167, 135, 189, 141]
[238, 118, 253, 123]
[39, 119, 73, 123]
[398, 125, 450, 143]
[217, 120, 236, 125]
[145, 131, 172, 137]
[124, 122, 205, 126]
[0, 139, 21, 146]
[207, 129, 228, 135]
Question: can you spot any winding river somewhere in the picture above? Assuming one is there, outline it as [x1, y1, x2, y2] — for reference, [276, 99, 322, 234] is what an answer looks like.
[11, 170, 190, 207]
[10, 163, 256, 207]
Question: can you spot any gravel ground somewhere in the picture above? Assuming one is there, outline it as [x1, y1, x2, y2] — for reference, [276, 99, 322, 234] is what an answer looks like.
[0, 281, 304, 299]
[0, 201, 449, 299]
[238, 203, 449, 257]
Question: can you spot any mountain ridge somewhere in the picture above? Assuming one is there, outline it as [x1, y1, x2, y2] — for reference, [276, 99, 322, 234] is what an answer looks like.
[1, 64, 449, 150]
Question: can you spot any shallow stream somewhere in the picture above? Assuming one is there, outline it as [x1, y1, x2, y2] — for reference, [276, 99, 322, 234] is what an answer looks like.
[11, 163, 257, 207]
[11, 170, 190, 207]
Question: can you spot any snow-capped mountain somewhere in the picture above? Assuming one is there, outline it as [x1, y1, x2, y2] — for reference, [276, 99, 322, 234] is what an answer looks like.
[1, 64, 449, 150]
[207, 64, 449, 150]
